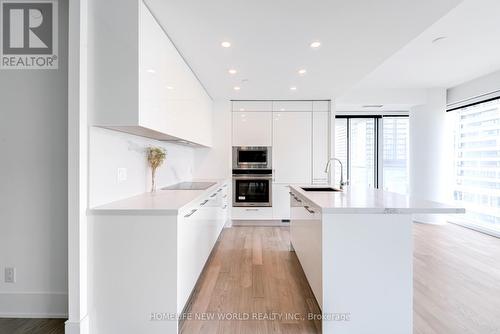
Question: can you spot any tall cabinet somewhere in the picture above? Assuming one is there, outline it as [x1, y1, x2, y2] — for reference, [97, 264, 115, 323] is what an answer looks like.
[232, 100, 331, 220]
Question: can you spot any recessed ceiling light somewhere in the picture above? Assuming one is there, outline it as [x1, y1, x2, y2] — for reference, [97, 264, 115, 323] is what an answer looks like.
[147, 69, 156, 73]
[221, 41, 231, 48]
[166, 86, 174, 90]
[280, 108, 285, 111]
[432, 36, 447, 44]
[290, 86, 297, 91]
[228, 69, 237, 74]
[298, 69, 307, 75]
[310, 41, 321, 48]
[239, 108, 245, 111]
[362, 104, 384, 108]
[233, 86, 241, 91]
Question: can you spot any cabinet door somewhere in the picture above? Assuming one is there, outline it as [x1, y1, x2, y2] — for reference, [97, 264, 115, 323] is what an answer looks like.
[273, 101, 313, 112]
[272, 183, 291, 219]
[273, 112, 312, 183]
[232, 111, 272, 146]
[312, 111, 330, 184]
[232, 101, 272, 112]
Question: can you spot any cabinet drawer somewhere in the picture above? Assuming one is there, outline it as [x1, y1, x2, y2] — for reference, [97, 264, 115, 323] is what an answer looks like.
[232, 207, 273, 220]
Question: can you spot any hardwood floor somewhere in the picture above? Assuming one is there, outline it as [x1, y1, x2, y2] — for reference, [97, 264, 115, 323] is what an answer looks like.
[182, 223, 500, 334]
[414, 223, 500, 334]
[0, 318, 65, 334]
[181, 226, 322, 334]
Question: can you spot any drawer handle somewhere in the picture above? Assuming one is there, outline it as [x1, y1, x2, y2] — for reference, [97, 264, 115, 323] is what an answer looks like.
[217, 188, 222, 192]
[223, 194, 228, 198]
[210, 193, 217, 198]
[222, 205, 228, 209]
[223, 184, 228, 187]
[245, 208, 259, 211]
[184, 209, 197, 218]
[304, 206, 315, 214]
[200, 200, 209, 206]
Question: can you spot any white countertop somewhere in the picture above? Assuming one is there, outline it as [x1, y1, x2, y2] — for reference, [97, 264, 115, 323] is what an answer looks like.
[290, 185, 465, 214]
[89, 179, 227, 215]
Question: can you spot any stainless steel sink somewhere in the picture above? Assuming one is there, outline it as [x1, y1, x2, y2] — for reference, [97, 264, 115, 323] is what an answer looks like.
[301, 187, 342, 192]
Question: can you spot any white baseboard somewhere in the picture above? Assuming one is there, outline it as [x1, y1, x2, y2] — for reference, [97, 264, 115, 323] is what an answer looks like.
[65, 315, 90, 334]
[0, 292, 67, 318]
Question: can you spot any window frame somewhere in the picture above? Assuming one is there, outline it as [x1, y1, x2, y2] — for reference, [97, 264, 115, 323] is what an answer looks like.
[335, 114, 409, 190]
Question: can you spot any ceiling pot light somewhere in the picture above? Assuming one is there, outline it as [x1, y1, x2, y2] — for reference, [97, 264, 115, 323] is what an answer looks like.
[298, 69, 307, 75]
[310, 41, 321, 48]
[166, 86, 174, 90]
[147, 69, 156, 73]
[233, 86, 241, 91]
[290, 86, 297, 91]
[228, 69, 237, 74]
[221, 41, 231, 48]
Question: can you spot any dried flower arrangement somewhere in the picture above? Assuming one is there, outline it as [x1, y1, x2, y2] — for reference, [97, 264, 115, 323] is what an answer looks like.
[147, 146, 167, 192]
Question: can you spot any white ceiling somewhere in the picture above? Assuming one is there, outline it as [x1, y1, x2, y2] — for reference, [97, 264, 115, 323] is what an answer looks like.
[145, 0, 462, 100]
[360, 0, 500, 90]
[337, 0, 500, 110]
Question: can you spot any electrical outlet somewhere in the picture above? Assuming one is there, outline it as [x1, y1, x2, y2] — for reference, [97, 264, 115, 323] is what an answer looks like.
[117, 168, 127, 183]
[5, 267, 16, 283]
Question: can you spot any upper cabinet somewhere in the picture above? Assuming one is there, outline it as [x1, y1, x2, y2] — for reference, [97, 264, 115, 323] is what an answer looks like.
[91, 0, 213, 147]
[232, 101, 272, 112]
[273, 101, 313, 112]
[232, 111, 272, 146]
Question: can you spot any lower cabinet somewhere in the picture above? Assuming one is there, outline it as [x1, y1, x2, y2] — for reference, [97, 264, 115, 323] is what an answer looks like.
[272, 183, 291, 220]
[91, 181, 229, 334]
[290, 191, 323, 308]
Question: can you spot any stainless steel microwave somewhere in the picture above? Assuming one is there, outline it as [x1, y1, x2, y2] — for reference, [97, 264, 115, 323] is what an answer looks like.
[232, 146, 272, 170]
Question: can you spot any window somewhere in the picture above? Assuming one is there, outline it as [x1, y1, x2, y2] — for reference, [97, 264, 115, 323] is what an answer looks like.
[452, 98, 500, 234]
[382, 117, 409, 194]
[335, 115, 409, 193]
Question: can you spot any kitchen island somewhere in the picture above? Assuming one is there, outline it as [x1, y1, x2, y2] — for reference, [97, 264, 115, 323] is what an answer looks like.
[288, 185, 464, 334]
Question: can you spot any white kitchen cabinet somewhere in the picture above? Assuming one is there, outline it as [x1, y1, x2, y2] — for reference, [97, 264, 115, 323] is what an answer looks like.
[91, 180, 229, 334]
[232, 101, 272, 112]
[232, 207, 273, 220]
[232, 111, 272, 146]
[91, 0, 212, 147]
[312, 111, 330, 184]
[273, 101, 313, 112]
[272, 111, 312, 183]
[313, 100, 330, 112]
[290, 192, 322, 307]
[272, 183, 291, 219]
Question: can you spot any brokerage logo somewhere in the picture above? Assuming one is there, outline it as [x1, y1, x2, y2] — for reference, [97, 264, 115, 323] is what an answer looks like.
[0, 0, 58, 69]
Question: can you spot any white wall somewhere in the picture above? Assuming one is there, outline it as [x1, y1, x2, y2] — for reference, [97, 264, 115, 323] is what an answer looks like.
[410, 88, 454, 224]
[0, 0, 69, 318]
[193, 99, 232, 180]
[89, 127, 196, 207]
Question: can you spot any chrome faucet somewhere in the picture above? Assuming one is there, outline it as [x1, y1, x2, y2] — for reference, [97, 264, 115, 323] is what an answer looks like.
[325, 158, 348, 190]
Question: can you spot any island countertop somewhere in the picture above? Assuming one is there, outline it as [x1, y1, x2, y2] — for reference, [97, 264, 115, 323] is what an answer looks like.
[289, 185, 465, 215]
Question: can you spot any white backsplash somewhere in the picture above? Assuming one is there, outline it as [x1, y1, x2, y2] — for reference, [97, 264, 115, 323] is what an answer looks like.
[89, 126, 195, 207]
